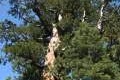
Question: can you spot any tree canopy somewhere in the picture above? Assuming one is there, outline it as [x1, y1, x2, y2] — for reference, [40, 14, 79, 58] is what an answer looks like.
[0, 0, 120, 80]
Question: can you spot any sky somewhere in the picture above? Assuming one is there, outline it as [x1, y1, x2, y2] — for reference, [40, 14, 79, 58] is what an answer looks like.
[0, 1, 22, 25]
[0, 1, 22, 80]
[0, 44, 17, 80]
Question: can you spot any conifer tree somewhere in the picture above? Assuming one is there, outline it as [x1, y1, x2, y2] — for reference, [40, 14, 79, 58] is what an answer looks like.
[0, 0, 120, 80]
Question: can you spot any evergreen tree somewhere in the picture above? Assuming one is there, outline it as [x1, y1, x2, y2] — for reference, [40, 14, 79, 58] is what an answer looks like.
[0, 0, 120, 80]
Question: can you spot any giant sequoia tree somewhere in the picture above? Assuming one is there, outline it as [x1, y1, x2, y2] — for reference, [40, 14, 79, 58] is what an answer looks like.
[0, 0, 120, 80]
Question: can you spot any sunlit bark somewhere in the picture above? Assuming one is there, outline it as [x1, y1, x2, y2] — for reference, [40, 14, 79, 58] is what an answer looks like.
[43, 14, 61, 80]
[82, 9, 86, 22]
[97, 0, 107, 31]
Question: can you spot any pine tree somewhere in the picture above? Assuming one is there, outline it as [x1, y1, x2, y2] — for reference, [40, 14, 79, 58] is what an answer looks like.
[0, 0, 120, 80]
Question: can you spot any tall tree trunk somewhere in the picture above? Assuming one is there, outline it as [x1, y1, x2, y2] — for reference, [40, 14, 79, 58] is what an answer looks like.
[43, 25, 60, 80]
[97, 0, 106, 30]
[82, 9, 86, 22]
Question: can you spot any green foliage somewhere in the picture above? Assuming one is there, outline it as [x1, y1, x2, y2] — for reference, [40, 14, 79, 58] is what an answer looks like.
[6, 77, 12, 80]
[0, 0, 120, 80]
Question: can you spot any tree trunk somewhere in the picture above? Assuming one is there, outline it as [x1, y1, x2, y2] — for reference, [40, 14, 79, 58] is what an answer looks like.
[82, 9, 86, 22]
[97, 0, 105, 30]
[43, 26, 60, 80]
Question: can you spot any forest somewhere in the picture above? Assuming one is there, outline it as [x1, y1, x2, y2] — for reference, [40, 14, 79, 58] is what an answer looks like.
[0, 0, 120, 80]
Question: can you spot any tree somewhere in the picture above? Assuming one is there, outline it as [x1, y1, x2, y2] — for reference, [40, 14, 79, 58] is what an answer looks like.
[0, 0, 120, 80]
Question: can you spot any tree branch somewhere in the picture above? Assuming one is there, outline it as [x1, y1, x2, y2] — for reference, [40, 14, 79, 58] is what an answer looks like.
[17, 54, 44, 69]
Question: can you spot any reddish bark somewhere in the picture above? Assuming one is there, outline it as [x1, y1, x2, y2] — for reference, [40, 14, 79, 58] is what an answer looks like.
[43, 27, 60, 80]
